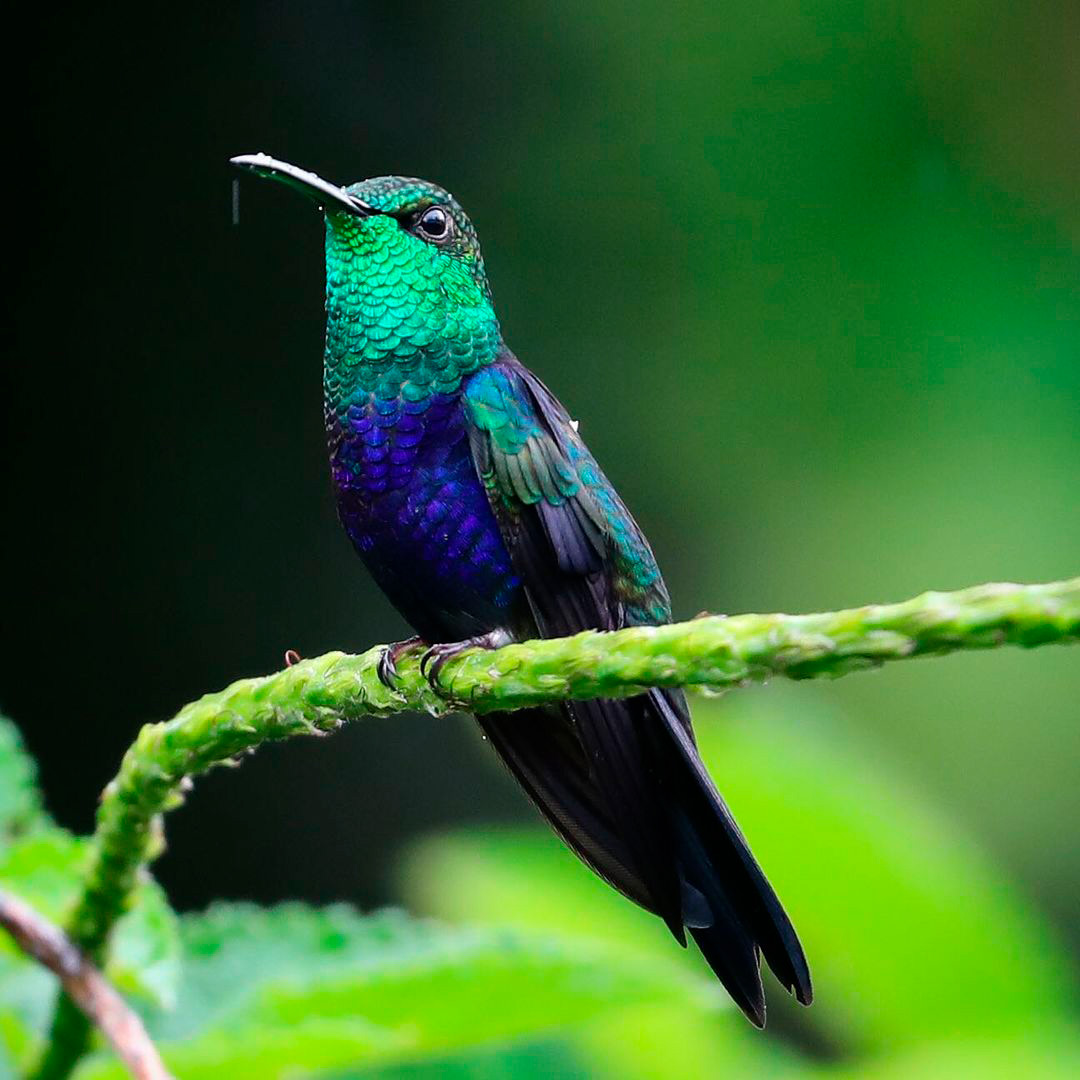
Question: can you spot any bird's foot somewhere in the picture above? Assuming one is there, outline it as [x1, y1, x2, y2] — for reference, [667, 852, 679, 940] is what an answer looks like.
[419, 629, 513, 693]
[377, 637, 426, 688]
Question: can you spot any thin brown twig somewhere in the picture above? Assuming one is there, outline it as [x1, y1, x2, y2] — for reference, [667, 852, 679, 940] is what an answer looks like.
[0, 889, 173, 1080]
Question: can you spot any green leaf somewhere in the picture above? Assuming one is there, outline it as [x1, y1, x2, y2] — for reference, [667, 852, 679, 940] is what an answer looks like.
[0, 958, 52, 1077]
[399, 828, 784, 1079]
[106, 880, 181, 1011]
[399, 828, 712, 983]
[74, 902, 713, 1080]
[578, 1002, 806, 1080]
[0, 714, 46, 852]
[0, 831, 180, 1013]
[400, 691, 1079, 1073]
[327, 1036, 588, 1079]
[326, 1036, 587, 1080]
[0, 717, 64, 1070]
[0, 832, 90, 927]
[834, 1032, 1080, 1080]
[399, 822, 791, 1078]
[687, 691, 1078, 1052]
[0, 829, 181, 1074]
[0, 1013, 26, 1080]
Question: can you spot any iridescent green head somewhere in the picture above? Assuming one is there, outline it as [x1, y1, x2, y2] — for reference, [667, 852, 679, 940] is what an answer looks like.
[231, 154, 502, 407]
[337, 175, 491, 299]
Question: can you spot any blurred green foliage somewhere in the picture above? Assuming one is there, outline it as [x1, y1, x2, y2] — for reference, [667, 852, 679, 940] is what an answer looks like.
[461, 0, 1080, 960]
[0, 717, 180, 1073]
[8, 0, 1077, 954]
[5, 1, 1078, 1076]
[400, 693, 1080, 1076]
[0, 716, 714, 1077]
[4, 680, 1079, 1076]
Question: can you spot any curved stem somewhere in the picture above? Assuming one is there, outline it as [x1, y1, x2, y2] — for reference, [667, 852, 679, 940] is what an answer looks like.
[32, 576, 1080, 1078]
[0, 890, 172, 1080]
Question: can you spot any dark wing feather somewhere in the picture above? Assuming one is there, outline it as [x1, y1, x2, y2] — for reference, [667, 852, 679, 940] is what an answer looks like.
[462, 353, 811, 1021]
[464, 357, 685, 932]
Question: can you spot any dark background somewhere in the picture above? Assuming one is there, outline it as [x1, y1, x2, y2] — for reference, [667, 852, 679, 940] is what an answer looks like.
[5, 0, 1078, 964]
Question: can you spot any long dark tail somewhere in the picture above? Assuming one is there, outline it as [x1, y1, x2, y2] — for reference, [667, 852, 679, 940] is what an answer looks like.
[477, 689, 812, 1026]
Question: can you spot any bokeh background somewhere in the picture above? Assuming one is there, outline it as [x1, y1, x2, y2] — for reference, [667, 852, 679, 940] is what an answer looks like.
[5, 1, 1078, 1075]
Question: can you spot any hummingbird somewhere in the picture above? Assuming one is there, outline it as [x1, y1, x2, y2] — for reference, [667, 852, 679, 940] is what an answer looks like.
[231, 153, 812, 1025]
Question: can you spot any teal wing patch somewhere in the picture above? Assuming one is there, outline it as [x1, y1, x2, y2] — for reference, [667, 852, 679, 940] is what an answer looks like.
[463, 360, 670, 627]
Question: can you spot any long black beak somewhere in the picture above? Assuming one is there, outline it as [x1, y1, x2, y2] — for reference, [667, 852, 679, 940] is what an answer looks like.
[229, 153, 376, 217]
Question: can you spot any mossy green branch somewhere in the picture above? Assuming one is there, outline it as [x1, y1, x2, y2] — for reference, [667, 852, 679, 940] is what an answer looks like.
[34, 576, 1079, 1080]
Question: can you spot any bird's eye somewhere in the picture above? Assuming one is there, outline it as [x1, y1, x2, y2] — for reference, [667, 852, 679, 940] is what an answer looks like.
[416, 205, 450, 240]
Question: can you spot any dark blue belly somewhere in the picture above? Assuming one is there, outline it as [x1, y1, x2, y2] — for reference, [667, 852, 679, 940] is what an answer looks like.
[329, 391, 522, 641]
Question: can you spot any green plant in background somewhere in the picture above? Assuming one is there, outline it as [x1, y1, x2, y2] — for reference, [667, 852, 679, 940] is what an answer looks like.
[6, 0, 1078, 1075]
[404, 693, 1080, 1078]
[0, 713, 702, 1080]
[1, 578, 1077, 1078]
